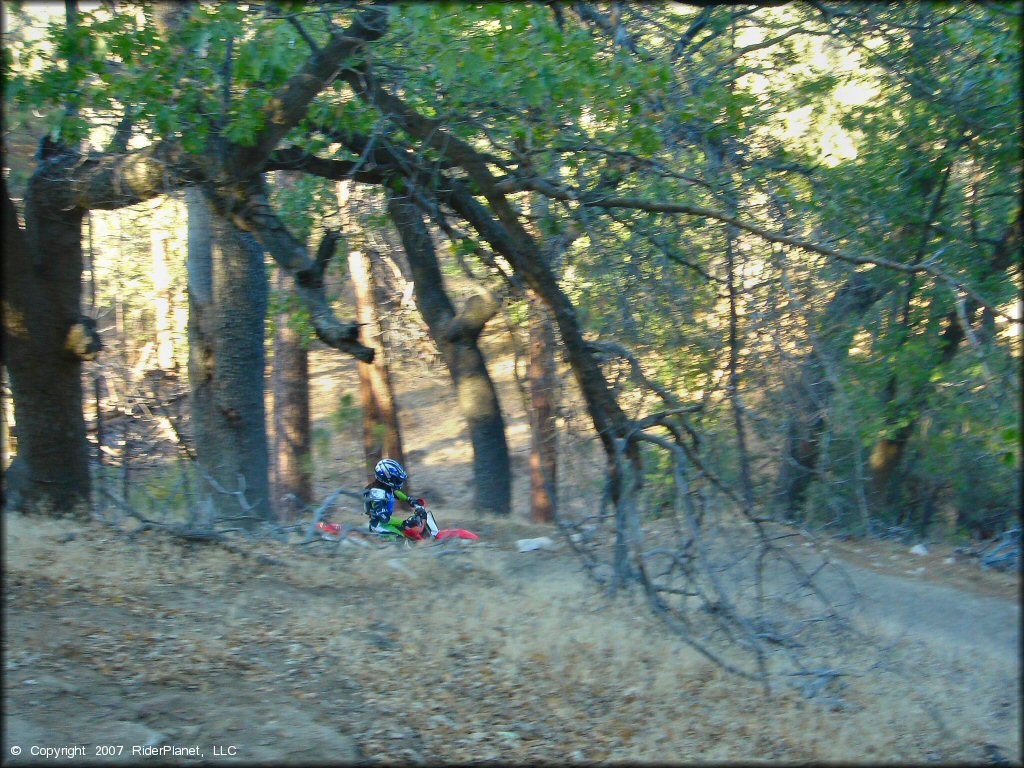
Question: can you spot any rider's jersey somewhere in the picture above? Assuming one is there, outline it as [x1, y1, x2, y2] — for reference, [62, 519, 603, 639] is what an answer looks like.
[362, 481, 438, 539]
[362, 481, 412, 524]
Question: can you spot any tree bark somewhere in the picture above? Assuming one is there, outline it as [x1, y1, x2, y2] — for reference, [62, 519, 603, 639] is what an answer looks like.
[269, 171, 313, 521]
[271, 263, 312, 521]
[528, 291, 558, 523]
[3, 170, 92, 514]
[187, 189, 271, 523]
[386, 192, 511, 516]
[151, 228, 175, 370]
[349, 247, 407, 483]
[524, 176, 561, 525]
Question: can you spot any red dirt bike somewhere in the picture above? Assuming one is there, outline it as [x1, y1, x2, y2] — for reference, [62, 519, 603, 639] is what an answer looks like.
[315, 500, 479, 543]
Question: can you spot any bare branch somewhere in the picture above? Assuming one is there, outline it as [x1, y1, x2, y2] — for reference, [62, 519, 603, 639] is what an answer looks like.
[313, 228, 342, 280]
[301, 486, 363, 544]
[286, 14, 320, 53]
[515, 183, 1017, 322]
[263, 146, 386, 184]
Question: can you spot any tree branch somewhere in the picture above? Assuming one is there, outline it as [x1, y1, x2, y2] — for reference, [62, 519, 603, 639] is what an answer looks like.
[39, 141, 203, 211]
[445, 291, 500, 343]
[513, 183, 1018, 323]
[227, 5, 390, 175]
[314, 228, 341, 280]
[263, 146, 386, 184]
[286, 14, 320, 53]
[203, 180, 374, 362]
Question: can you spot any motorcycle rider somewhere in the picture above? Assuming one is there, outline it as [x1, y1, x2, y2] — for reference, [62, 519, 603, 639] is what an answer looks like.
[364, 458, 437, 539]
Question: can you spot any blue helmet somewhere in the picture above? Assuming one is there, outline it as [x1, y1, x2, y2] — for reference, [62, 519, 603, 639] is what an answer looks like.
[374, 458, 407, 489]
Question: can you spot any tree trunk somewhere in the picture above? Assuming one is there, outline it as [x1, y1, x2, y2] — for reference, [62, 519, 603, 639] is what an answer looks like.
[349, 248, 407, 483]
[151, 228, 175, 370]
[386, 192, 511, 516]
[865, 214, 1019, 513]
[775, 271, 887, 515]
[525, 176, 561, 525]
[270, 263, 312, 521]
[867, 303, 969, 510]
[528, 291, 558, 523]
[3, 170, 92, 515]
[187, 189, 271, 523]
[868, 426, 915, 508]
[269, 170, 313, 521]
[3, 12, 386, 520]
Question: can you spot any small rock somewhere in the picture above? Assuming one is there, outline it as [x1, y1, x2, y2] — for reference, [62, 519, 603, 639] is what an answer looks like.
[909, 543, 929, 556]
[98, 722, 167, 750]
[428, 714, 456, 729]
[512, 722, 545, 739]
[386, 558, 416, 577]
[944, 556, 956, 564]
[516, 537, 556, 553]
[32, 675, 79, 694]
[982, 743, 1009, 766]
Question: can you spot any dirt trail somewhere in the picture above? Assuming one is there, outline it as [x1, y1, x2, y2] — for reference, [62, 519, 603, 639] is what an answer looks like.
[830, 555, 1019, 666]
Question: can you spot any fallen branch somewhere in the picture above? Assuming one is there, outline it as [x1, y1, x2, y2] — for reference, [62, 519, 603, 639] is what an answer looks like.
[300, 487, 364, 544]
[101, 488, 226, 543]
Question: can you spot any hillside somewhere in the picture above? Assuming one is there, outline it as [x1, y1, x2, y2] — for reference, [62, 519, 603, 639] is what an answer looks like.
[3, 508, 1019, 764]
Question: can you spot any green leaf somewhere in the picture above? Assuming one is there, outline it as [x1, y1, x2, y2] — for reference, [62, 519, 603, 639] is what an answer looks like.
[629, 125, 660, 155]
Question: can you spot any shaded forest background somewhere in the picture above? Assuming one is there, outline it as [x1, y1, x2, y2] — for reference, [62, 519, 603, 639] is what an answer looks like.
[2, 2, 1020, 586]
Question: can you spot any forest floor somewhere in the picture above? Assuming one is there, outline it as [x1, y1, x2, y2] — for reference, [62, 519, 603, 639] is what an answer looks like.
[3, 338, 1020, 765]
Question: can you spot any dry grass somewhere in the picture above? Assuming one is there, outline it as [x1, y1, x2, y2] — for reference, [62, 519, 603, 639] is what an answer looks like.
[4, 506, 1019, 764]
